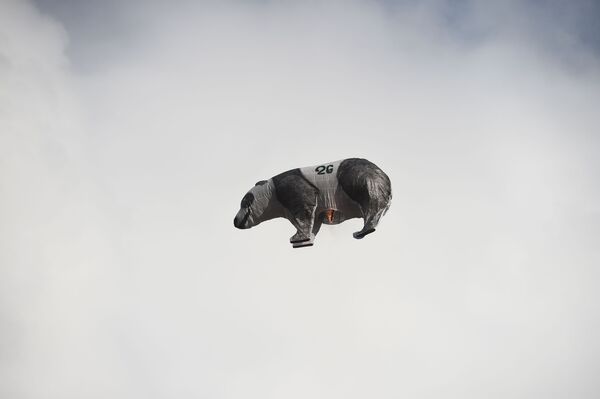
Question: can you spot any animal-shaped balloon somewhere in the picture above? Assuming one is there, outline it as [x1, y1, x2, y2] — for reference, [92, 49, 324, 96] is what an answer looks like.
[234, 158, 392, 248]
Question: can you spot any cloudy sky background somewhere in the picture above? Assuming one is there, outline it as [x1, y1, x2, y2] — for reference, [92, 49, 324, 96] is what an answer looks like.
[1, 0, 599, 397]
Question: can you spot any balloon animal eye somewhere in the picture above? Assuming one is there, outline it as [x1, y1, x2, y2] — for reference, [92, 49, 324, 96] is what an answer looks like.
[241, 193, 254, 208]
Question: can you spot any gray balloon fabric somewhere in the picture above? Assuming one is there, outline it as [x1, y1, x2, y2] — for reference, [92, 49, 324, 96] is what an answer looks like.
[234, 158, 392, 248]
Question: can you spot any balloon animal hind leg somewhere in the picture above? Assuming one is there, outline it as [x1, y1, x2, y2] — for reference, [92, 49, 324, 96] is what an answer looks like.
[353, 203, 386, 239]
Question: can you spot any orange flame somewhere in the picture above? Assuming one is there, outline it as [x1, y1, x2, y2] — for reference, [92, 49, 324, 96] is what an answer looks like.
[325, 209, 335, 223]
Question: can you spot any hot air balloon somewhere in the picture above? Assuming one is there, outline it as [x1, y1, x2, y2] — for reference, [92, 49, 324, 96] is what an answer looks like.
[234, 158, 392, 248]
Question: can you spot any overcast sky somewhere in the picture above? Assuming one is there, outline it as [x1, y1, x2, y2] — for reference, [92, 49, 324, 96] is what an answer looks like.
[1, 0, 600, 398]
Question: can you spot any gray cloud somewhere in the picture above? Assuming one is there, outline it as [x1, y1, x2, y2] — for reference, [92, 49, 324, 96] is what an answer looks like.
[2, 0, 600, 398]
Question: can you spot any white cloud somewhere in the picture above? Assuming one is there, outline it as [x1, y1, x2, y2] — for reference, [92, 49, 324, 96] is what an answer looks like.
[2, 0, 600, 398]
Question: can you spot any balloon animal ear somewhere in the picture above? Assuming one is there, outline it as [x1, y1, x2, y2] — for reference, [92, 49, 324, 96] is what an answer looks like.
[255, 180, 268, 186]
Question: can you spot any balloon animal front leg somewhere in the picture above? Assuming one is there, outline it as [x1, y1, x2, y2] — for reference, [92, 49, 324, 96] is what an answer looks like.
[288, 206, 317, 248]
[273, 173, 319, 248]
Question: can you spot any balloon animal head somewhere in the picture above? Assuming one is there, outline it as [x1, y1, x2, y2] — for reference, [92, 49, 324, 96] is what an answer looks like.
[233, 180, 282, 230]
